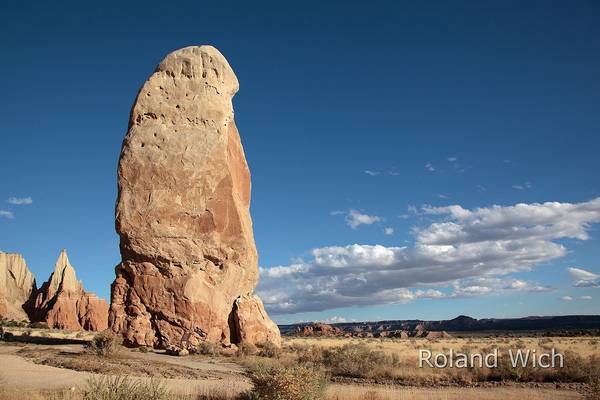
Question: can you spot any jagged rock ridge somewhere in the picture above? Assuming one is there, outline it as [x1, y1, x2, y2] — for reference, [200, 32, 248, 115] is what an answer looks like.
[109, 45, 280, 350]
[0, 250, 108, 331]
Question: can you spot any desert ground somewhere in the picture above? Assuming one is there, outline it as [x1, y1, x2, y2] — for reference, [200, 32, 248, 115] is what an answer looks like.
[1, 327, 598, 400]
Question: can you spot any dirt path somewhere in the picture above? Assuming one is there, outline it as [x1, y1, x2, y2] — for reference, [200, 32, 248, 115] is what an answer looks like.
[0, 344, 250, 396]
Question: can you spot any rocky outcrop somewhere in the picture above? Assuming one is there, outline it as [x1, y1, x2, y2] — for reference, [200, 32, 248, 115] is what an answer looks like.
[32, 250, 108, 331]
[0, 252, 36, 321]
[109, 45, 280, 349]
[232, 294, 281, 345]
[297, 323, 342, 336]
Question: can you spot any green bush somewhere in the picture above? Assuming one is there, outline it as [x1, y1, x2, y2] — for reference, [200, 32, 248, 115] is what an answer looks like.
[29, 321, 49, 329]
[88, 330, 120, 357]
[248, 364, 328, 400]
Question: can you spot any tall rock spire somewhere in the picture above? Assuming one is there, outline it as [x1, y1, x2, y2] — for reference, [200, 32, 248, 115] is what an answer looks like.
[109, 46, 280, 349]
[32, 250, 108, 331]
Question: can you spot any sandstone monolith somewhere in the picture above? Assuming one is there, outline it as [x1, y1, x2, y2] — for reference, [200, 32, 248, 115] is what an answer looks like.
[109, 46, 280, 349]
[0, 251, 36, 321]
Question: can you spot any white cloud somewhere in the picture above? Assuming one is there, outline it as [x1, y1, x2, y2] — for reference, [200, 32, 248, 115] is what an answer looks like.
[567, 267, 600, 288]
[258, 197, 600, 314]
[7, 197, 33, 205]
[0, 210, 14, 219]
[383, 227, 394, 236]
[437, 194, 449, 199]
[513, 182, 532, 190]
[450, 277, 551, 297]
[344, 209, 382, 230]
[323, 316, 347, 323]
[580, 295, 593, 300]
[330, 210, 345, 216]
[447, 157, 458, 162]
[388, 167, 400, 176]
[425, 162, 435, 172]
[561, 296, 573, 301]
[364, 170, 380, 176]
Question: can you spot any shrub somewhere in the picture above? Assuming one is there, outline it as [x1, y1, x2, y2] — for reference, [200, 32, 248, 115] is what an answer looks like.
[88, 330, 120, 357]
[29, 321, 49, 329]
[588, 377, 600, 400]
[197, 341, 217, 356]
[248, 364, 328, 400]
[237, 342, 258, 357]
[321, 344, 397, 378]
[292, 344, 325, 365]
[258, 341, 281, 358]
[83, 375, 170, 400]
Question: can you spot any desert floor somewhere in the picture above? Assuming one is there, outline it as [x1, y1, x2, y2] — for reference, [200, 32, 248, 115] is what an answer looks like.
[1, 333, 597, 399]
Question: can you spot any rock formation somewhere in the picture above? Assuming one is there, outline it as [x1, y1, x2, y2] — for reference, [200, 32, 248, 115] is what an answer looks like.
[32, 250, 108, 331]
[109, 46, 280, 349]
[0, 252, 36, 321]
[296, 323, 342, 336]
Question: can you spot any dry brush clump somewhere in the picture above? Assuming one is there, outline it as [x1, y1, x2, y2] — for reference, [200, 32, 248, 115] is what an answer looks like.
[247, 363, 328, 400]
[83, 376, 170, 400]
[87, 330, 121, 357]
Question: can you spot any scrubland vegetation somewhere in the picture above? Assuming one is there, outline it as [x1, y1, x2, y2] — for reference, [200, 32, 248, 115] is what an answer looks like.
[2, 331, 600, 400]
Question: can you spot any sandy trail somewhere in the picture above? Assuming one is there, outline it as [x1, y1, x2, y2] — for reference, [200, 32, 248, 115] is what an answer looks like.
[0, 344, 250, 395]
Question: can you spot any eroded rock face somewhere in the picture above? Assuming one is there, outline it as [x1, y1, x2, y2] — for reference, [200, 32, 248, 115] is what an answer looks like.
[0, 252, 36, 321]
[109, 46, 280, 349]
[32, 250, 108, 331]
[233, 294, 281, 346]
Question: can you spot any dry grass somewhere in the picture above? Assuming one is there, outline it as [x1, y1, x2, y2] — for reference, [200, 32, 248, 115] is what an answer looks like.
[326, 384, 583, 400]
[17, 346, 213, 379]
[282, 336, 600, 386]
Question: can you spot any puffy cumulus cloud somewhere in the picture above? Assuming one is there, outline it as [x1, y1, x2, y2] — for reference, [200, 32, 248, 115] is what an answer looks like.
[343, 209, 382, 229]
[7, 197, 33, 205]
[383, 227, 394, 236]
[581, 295, 593, 300]
[567, 267, 600, 288]
[258, 198, 600, 315]
[425, 162, 435, 172]
[561, 296, 574, 301]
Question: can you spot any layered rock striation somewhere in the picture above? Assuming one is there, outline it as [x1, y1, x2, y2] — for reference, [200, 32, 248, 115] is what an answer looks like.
[0, 252, 36, 321]
[109, 46, 280, 349]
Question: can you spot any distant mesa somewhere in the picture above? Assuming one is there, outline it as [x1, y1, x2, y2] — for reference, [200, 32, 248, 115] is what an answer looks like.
[0, 249, 108, 331]
[283, 314, 600, 337]
[108, 45, 280, 350]
[294, 322, 451, 339]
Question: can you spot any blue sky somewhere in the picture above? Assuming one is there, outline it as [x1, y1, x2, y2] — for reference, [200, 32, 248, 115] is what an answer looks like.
[1, 1, 599, 324]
